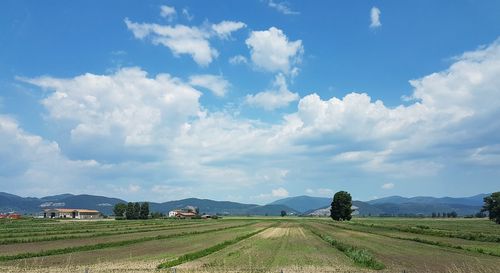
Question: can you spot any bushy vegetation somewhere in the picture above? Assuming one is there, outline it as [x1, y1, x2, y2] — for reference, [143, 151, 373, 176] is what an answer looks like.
[482, 192, 500, 224]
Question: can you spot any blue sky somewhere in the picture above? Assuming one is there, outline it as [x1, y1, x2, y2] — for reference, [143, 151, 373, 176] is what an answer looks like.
[1, 1, 500, 203]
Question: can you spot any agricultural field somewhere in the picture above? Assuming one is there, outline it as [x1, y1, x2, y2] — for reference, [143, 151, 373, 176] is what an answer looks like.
[0, 217, 499, 273]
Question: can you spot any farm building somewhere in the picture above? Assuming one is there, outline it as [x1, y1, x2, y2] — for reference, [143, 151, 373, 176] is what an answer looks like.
[0, 213, 21, 219]
[168, 210, 197, 218]
[43, 208, 101, 219]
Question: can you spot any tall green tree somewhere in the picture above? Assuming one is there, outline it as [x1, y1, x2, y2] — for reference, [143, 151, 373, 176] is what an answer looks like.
[140, 202, 150, 219]
[133, 202, 141, 219]
[482, 192, 500, 224]
[113, 203, 127, 218]
[280, 210, 287, 217]
[126, 202, 134, 220]
[330, 191, 353, 221]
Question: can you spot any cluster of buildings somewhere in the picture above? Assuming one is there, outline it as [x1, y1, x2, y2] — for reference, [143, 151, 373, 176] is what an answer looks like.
[42, 208, 101, 219]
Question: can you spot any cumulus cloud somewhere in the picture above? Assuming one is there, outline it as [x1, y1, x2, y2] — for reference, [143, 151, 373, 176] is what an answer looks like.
[125, 18, 246, 66]
[0, 115, 99, 196]
[245, 73, 299, 110]
[370, 7, 381, 28]
[189, 74, 230, 97]
[268, 0, 299, 15]
[245, 27, 303, 74]
[22, 67, 201, 158]
[212, 21, 246, 39]
[160, 5, 176, 21]
[381, 183, 394, 189]
[12, 38, 500, 202]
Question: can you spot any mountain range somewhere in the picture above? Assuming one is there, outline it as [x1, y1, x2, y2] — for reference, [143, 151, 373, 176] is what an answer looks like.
[0, 192, 299, 216]
[0, 192, 489, 216]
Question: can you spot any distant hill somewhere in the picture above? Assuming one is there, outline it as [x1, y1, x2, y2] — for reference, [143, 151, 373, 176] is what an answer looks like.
[367, 194, 489, 207]
[272, 194, 488, 216]
[0, 193, 298, 216]
[269, 195, 331, 213]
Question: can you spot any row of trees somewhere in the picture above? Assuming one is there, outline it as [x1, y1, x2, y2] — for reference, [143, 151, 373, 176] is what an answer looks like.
[328, 191, 500, 224]
[113, 202, 149, 220]
[431, 211, 458, 218]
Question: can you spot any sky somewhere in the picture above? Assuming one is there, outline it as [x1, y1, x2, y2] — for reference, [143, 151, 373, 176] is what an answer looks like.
[1, 1, 500, 203]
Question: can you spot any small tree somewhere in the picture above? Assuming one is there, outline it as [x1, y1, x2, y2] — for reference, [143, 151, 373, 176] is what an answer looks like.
[330, 191, 353, 221]
[126, 202, 135, 220]
[431, 212, 436, 218]
[280, 210, 287, 217]
[113, 203, 127, 218]
[482, 192, 500, 224]
[140, 202, 150, 219]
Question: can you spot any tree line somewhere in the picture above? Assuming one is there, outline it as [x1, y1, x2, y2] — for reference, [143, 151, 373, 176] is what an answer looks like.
[328, 191, 500, 224]
[113, 202, 149, 220]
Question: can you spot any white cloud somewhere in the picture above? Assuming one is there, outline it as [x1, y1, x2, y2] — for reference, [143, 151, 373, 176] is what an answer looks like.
[189, 74, 230, 97]
[381, 183, 394, 189]
[22, 67, 201, 151]
[0, 115, 99, 196]
[160, 5, 176, 21]
[268, 1, 299, 15]
[211, 21, 246, 39]
[125, 18, 217, 66]
[125, 17, 246, 66]
[245, 73, 299, 110]
[272, 187, 289, 197]
[229, 55, 248, 65]
[245, 27, 303, 74]
[370, 7, 381, 28]
[11, 38, 500, 202]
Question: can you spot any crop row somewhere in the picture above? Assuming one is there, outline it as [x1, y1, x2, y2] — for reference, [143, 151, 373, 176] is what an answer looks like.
[305, 225, 384, 270]
[157, 226, 271, 269]
[0, 222, 257, 262]
[0, 221, 212, 241]
[347, 221, 500, 243]
[326, 222, 500, 258]
[0, 221, 232, 245]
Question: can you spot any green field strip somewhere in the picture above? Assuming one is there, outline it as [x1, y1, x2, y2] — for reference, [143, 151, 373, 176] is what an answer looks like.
[0, 222, 256, 262]
[326, 221, 500, 257]
[157, 225, 272, 269]
[0, 221, 219, 244]
[0, 220, 201, 234]
[304, 224, 385, 270]
[349, 220, 500, 242]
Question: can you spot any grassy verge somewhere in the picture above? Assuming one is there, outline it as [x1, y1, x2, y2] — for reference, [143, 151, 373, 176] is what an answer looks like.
[306, 226, 385, 270]
[0, 222, 255, 262]
[157, 227, 269, 269]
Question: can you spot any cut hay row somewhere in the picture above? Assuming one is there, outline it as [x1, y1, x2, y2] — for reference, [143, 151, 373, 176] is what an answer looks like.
[0, 222, 256, 262]
[0, 221, 219, 244]
[348, 220, 500, 242]
[305, 225, 385, 270]
[157, 226, 271, 269]
[326, 222, 500, 257]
